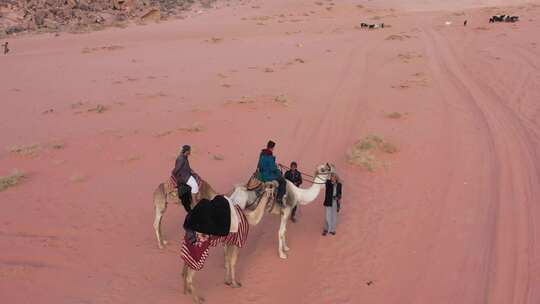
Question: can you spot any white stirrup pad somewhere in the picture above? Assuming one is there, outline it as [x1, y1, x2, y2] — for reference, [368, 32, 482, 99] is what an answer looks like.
[226, 197, 239, 233]
[187, 176, 199, 194]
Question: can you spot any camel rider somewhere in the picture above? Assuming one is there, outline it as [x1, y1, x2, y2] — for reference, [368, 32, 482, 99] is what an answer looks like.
[257, 140, 286, 206]
[172, 145, 200, 212]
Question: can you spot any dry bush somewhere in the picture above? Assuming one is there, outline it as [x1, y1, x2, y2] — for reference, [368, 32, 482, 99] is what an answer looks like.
[153, 130, 173, 138]
[0, 170, 27, 191]
[48, 142, 65, 150]
[231, 96, 255, 104]
[207, 37, 223, 43]
[386, 112, 403, 119]
[347, 135, 398, 171]
[88, 104, 108, 113]
[179, 124, 205, 132]
[386, 34, 411, 41]
[70, 174, 87, 183]
[397, 52, 423, 63]
[212, 154, 224, 161]
[381, 142, 398, 154]
[9, 144, 41, 156]
[274, 95, 289, 104]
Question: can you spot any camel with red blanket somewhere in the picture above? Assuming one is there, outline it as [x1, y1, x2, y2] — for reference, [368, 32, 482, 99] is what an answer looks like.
[181, 182, 276, 304]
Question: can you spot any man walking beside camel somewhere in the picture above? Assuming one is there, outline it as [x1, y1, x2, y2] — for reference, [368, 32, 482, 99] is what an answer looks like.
[323, 173, 342, 236]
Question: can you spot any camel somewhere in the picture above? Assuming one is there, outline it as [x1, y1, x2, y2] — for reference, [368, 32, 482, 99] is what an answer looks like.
[182, 181, 276, 304]
[229, 164, 334, 259]
[153, 177, 218, 249]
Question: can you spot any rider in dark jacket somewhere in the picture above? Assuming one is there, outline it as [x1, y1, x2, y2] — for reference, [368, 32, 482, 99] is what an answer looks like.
[172, 145, 200, 212]
[257, 140, 286, 205]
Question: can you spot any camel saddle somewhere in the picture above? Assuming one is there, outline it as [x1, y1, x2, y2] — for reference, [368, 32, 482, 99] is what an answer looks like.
[246, 173, 263, 191]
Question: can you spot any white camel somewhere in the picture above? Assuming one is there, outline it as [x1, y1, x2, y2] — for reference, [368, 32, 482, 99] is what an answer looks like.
[229, 163, 334, 259]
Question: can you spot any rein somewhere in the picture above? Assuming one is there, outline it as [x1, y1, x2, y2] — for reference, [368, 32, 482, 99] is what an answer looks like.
[278, 164, 330, 185]
[245, 186, 275, 209]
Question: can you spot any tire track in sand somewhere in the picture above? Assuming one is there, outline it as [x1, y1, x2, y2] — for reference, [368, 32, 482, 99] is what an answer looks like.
[419, 27, 540, 304]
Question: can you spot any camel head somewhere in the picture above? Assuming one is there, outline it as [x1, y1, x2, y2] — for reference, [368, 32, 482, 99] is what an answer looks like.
[314, 163, 335, 182]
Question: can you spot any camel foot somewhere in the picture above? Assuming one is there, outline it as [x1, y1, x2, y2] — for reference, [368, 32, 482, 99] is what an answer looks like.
[279, 252, 288, 259]
[158, 240, 168, 249]
[225, 281, 242, 288]
[284, 245, 290, 252]
[192, 295, 205, 304]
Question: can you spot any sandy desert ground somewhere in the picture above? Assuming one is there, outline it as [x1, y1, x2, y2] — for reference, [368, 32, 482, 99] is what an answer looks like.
[2, 0, 540, 303]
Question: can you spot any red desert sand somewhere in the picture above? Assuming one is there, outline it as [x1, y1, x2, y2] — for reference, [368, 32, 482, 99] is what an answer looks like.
[1, 0, 540, 303]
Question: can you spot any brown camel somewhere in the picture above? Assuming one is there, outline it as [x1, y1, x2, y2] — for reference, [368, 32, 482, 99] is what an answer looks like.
[153, 178, 218, 249]
[182, 181, 276, 304]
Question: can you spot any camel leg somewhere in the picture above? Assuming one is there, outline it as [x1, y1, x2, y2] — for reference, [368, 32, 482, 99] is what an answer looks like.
[278, 207, 292, 259]
[224, 245, 232, 285]
[227, 245, 242, 288]
[190, 192, 200, 210]
[153, 202, 167, 249]
[282, 207, 292, 252]
[184, 265, 205, 304]
[182, 264, 189, 294]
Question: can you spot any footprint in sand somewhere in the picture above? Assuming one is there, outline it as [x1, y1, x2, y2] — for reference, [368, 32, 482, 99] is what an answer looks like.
[205, 37, 223, 44]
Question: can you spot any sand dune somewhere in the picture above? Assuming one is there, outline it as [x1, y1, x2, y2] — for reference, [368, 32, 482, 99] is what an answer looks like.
[1, 0, 540, 303]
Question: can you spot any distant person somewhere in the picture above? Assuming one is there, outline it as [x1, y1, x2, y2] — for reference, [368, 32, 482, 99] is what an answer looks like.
[322, 173, 342, 236]
[284, 161, 302, 222]
[3, 42, 8, 55]
[257, 140, 286, 206]
[464, 20, 468, 26]
[172, 145, 200, 212]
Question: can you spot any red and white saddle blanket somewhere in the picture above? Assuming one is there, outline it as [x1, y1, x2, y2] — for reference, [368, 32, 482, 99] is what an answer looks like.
[181, 205, 249, 271]
[168, 176, 177, 188]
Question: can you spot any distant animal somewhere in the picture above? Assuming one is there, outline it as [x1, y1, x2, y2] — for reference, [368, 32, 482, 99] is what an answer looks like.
[490, 14, 519, 23]
[360, 22, 384, 30]
[2, 42, 8, 55]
